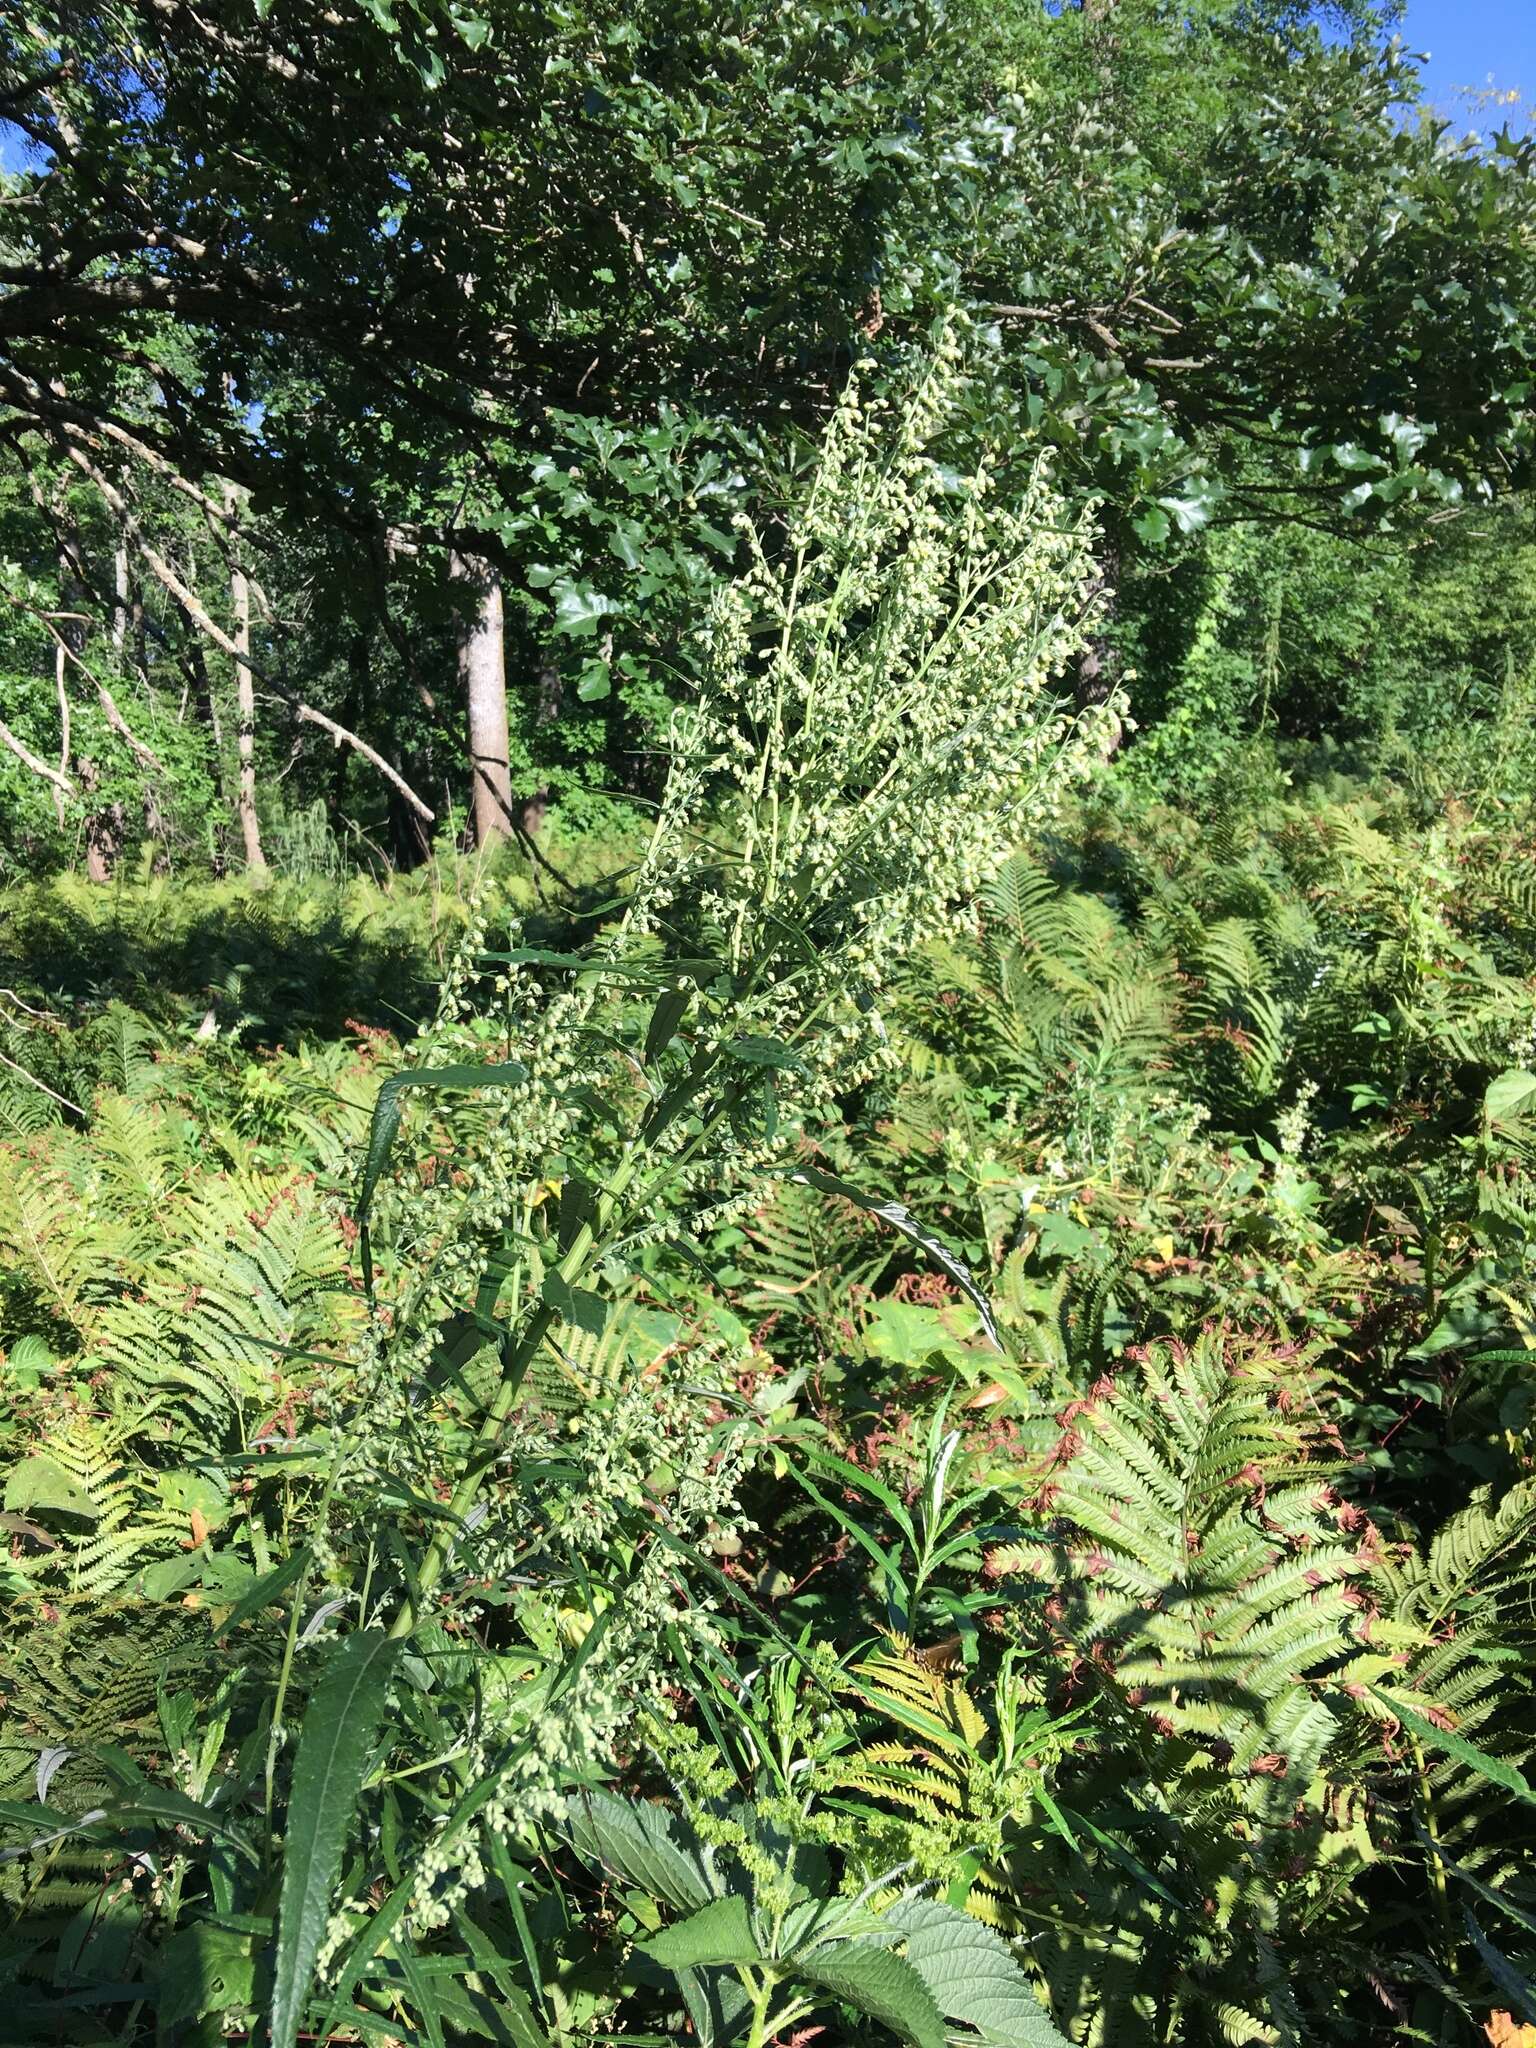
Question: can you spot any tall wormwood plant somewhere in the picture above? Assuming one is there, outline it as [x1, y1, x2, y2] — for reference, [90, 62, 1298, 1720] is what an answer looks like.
[360, 328, 1104, 1629]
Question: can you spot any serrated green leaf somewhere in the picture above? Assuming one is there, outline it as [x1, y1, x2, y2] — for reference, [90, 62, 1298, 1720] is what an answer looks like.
[154, 1921, 260, 2032]
[882, 1900, 1071, 2044]
[675, 1962, 754, 2048]
[540, 1270, 609, 1335]
[4, 1454, 98, 1519]
[1485, 1069, 1536, 1131]
[560, 1790, 715, 1914]
[640, 1895, 760, 1970]
[796, 1943, 945, 2048]
[270, 1632, 400, 2048]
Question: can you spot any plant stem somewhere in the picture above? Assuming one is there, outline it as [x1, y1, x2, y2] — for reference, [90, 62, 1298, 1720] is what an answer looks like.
[743, 1976, 774, 2048]
[1408, 1730, 1456, 1968]
[386, 1291, 555, 1639]
[386, 1130, 658, 1637]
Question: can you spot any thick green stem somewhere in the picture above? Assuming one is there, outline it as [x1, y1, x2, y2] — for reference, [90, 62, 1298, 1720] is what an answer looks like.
[743, 1975, 775, 2048]
[388, 1296, 559, 1639]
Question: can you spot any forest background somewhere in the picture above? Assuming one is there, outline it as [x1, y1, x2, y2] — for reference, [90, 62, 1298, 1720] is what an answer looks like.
[2, 3, 1536, 2046]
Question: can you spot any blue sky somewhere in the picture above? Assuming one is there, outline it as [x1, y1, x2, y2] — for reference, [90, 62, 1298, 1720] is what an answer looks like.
[0, 127, 34, 176]
[1406, 0, 1536, 127]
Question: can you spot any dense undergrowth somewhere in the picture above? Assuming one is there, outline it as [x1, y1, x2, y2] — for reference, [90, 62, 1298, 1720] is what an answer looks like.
[2, 372, 1534, 2048]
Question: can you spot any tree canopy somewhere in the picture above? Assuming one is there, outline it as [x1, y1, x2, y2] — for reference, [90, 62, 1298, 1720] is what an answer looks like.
[2, 0, 1534, 860]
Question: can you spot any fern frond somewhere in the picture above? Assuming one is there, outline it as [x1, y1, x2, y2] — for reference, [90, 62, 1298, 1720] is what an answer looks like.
[997, 1333, 1370, 1797]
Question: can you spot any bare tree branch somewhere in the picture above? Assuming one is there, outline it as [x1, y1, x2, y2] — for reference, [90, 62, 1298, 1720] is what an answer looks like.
[0, 716, 76, 797]
[26, 607, 168, 775]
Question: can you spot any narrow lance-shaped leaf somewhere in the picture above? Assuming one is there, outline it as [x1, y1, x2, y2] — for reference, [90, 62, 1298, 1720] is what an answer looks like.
[449, 1908, 552, 2046]
[790, 1166, 1002, 1348]
[215, 1544, 312, 1641]
[644, 984, 692, 1068]
[1463, 1906, 1536, 2026]
[97, 1785, 262, 1868]
[481, 948, 722, 984]
[269, 1631, 400, 2048]
[1367, 1684, 1536, 1808]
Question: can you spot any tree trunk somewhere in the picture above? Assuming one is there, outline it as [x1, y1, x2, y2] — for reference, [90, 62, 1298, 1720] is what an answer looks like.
[53, 535, 114, 862]
[226, 485, 267, 873]
[388, 761, 434, 870]
[78, 757, 124, 882]
[53, 628, 70, 832]
[112, 537, 130, 660]
[450, 551, 513, 846]
[518, 647, 563, 835]
[49, 536, 78, 830]
[182, 631, 223, 752]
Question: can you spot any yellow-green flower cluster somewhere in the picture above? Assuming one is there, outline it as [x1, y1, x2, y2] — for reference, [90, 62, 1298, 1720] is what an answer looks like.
[350, 325, 1105, 1670]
